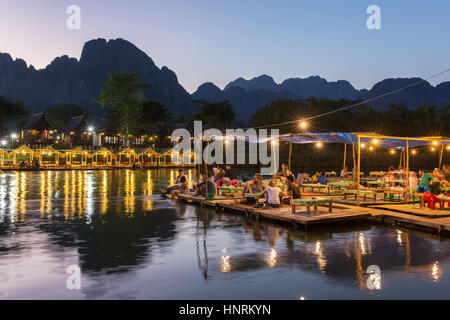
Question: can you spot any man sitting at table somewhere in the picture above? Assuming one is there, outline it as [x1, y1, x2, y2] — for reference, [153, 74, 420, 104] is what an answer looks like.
[317, 172, 328, 185]
[241, 173, 266, 204]
[417, 170, 434, 193]
[283, 175, 301, 204]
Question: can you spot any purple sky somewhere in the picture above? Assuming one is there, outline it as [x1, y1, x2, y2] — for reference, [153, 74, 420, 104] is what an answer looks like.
[1, 0, 449, 93]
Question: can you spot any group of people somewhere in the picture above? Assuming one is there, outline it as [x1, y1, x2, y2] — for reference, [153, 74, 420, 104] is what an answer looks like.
[414, 164, 450, 194]
[161, 163, 303, 209]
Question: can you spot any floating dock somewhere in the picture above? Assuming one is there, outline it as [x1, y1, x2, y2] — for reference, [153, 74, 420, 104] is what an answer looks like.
[175, 194, 450, 235]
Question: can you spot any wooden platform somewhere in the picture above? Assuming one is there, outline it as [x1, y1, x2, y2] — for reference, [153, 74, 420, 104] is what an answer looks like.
[369, 203, 450, 218]
[175, 193, 450, 236]
[177, 194, 371, 228]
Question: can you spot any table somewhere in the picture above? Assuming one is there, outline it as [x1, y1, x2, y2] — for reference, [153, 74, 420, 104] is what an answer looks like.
[412, 192, 424, 206]
[384, 190, 405, 202]
[301, 183, 328, 193]
[438, 196, 450, 209]
[344, 190, 377, 201]
[367, 181, 387, 188]
[218, 186, 243, 197]
[291, 197, 333, 215]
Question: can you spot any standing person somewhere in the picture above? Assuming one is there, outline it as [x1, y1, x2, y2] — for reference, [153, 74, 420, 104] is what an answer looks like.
[408, 172, 419, 194]
[340, 166, 348, 178]
[417, 170, 434, 193]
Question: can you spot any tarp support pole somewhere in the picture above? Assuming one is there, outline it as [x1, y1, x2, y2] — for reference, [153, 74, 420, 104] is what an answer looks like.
[343, 144, 347, 174]
[288, 134, 293, 173]
[439, 144, 444, 169]
[405, 139, 409, 203]
[357, 136, 361, 206]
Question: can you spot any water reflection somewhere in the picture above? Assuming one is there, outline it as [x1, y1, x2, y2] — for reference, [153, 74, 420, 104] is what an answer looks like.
[0, 169, 449, 299]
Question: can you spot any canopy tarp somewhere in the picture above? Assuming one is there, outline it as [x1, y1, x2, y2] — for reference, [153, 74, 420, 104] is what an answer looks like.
[279, 132, 450, 148]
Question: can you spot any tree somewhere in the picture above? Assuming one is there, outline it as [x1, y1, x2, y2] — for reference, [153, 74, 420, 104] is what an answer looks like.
[45, 103, 88, 130]
[93, 71, 153, 135]
[141, 100, 171, 128]
[193, 100, 235, 129]
[0, 95, 28, 133]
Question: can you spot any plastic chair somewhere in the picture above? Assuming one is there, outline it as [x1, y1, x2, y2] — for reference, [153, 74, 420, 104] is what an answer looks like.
[421, 192, 440, 210]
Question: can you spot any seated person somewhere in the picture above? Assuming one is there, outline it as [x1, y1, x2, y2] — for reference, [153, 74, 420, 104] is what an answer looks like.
[340, 166, 348, 178]
[214, 166, 226, 186]
[317, 172, 328, 185]
[194, 173, 216, 197]
[443, 164, 450, 187]
[161, 175, 188, 196]
[241, 173, 266, 204]
[223, 165, 240, 187]
[281, 164, 295, 180]
[170, 176, 189, 198]
[312, 171, 320, 183]
[417, 170, 434, 193]
[283, 175, 302, 204]
[263, 180, 286, 208]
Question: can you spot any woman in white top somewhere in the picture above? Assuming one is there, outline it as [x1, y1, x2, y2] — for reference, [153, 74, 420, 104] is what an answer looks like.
[264, 180, 286, 208]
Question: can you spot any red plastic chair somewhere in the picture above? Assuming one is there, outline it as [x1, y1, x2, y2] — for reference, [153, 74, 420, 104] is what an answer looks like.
[421, 192, 440, 210]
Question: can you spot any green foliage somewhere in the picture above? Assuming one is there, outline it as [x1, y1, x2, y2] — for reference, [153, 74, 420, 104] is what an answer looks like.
[250, 99, 450, 137]
[94, 71, 153, 135]
[45, 103, 88, 130]
[0, 95, 28, 133]
[193, 100, 235, 129]
[141, 100, 171, 128]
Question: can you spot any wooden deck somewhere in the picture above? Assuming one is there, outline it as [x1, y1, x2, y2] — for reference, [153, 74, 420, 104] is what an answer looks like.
[174, 193, 450, 235]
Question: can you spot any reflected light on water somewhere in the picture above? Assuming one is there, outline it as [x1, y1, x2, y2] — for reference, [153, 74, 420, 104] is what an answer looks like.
[221, 249, 231, 273]
[432, 261, 440, 282]
[397, 230, 403, 245]
[268, 248, 277, 267]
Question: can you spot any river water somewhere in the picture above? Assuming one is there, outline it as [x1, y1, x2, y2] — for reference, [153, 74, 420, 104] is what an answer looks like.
[0, 168, 449, 299]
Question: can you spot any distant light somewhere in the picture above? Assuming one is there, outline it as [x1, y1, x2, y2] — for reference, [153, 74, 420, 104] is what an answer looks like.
[372, 139, 379, 145]
[369, 146, 374, 151]
[412, 150, 417, 155]
[432, 141, 438, 146]
[271, 140, 277, 145]
[316, 142, 322, 148]
[224, 140, 230, 144]
[361, 143, 365, 148]
[431, 147, 436, 151]
[11, 133, 17, 139]
[88, 126, 94, 132]
[447, 146, 450, 150]
[299, 121, 307, 129]
[1, 140, 6, 146]
[390, 150, 395, 154]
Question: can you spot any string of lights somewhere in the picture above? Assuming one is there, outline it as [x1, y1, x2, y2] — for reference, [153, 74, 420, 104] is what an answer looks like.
[248, 68, 450, 130]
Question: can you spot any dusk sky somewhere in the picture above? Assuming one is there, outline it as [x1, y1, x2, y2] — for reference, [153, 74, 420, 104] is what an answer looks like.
[1, 0, 449, 93]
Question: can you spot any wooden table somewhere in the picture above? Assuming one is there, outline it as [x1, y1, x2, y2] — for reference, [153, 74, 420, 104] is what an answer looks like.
[301, 183, 328, 193]
[438, 196, 450, 209]
[384, 190, 405, 202]
[344, 189, 378, 201]
[291, 197, 333, 215]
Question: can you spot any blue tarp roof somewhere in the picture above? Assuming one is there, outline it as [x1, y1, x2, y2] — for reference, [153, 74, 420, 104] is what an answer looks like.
[279, 132, 450, 148]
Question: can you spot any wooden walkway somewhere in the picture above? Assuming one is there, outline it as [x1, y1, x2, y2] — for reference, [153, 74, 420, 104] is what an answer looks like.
[175, 194, 450, 235]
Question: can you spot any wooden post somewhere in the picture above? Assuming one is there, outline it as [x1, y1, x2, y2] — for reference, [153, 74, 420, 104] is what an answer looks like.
[343, 143, 347, 176]
[357, 136, 361, 206]
[405, 139, 409, 203]
[352, 143, 356, 183]
[204, 137, 209, 198]
[439, 144, 444, 170]
[288, 134, 293, 173]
